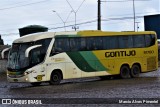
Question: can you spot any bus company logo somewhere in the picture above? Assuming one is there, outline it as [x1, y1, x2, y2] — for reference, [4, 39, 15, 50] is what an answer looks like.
[105, 50, 136, 58]
[2, 99, 11, 104]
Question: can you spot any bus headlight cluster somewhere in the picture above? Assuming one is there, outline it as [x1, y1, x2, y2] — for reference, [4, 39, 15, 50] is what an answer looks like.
[24, 72, 29, 76]
[24, 70, 34, 76]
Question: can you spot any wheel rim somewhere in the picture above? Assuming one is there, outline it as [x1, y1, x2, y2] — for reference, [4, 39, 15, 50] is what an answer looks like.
[53, 75, 59, 82]
[120, 66, 130, 79]
[133, 66, 139, 75]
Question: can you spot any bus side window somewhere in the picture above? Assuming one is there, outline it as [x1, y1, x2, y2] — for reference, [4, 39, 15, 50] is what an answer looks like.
[133, 35, 145, 48]
[150, 34, 155, 46]
[145, 34, 155, 47]
[118, 36, 133, 49]
[145, 35, 152, 47]
[54, 39, 63, 52]
[86, 37, 103, 51]
[94, 37, 103, 50]
[50, 38, 70, 56]
[86, 37, 94, 50]
[103, 36, 118, 50]
[70, 38, 80, 51]
[80, 38, 86, 51]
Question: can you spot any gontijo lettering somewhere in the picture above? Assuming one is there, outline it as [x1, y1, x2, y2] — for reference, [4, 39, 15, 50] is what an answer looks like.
[105, 50, 136, 58]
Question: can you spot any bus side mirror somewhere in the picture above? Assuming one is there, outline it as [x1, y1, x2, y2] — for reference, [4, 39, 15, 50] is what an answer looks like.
[25, 45, 42, 57]
[1, 47, 11, 59]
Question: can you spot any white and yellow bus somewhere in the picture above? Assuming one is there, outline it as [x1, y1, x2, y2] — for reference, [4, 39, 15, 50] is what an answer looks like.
[7, 30, 158, 86]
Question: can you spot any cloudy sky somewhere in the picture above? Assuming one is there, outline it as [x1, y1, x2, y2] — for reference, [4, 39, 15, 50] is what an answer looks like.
[0, 0, 159, 45]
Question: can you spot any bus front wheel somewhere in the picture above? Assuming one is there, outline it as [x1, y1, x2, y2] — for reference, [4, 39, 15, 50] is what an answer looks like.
[50, 71, 62, 85]
[120, 65, 130, 79]
[130, 65, 140, 78]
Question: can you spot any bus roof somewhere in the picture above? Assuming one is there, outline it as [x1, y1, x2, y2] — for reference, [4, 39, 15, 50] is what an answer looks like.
[14, 32, 55, 43]
[77, 30, 156, 36]
[13, 30, 156, 43]
[13, 31, 77, 43]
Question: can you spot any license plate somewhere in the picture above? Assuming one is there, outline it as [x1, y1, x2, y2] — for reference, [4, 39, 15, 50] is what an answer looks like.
[37, 75, 42, 81]
[13, 79, 18, 82]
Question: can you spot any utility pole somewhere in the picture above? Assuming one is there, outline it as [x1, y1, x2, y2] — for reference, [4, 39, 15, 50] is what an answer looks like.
[98, 0, 101, 30]
[52, 10, 72, 31]
[133, 0, 136, 31]
[66, 0, 85, 31]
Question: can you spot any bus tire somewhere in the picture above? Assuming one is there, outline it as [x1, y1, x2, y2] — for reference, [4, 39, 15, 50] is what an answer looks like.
[31, 82, 41, 86]
[130, 64, 140, 78]
[50, 71, 62, 85]
[120, 65, 130, 79]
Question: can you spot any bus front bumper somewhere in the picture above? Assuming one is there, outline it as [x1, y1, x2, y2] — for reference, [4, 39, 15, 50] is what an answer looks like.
[7, 74, 30, 83]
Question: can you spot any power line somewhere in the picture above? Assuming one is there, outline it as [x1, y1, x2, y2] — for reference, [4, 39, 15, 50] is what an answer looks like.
[66, 0, 86, 31]
[102, 15, 143, 21]
[0, 0, 49, 11]
[1, 33, 19, 36]
[0, 0, 29, 7]
[0, 14, 150, 35]
[49, 15, 143, 30]
[0, 11, 157, 33]
[101, 0, 152, 2]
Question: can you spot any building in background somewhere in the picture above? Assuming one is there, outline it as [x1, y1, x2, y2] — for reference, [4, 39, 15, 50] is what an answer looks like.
[144, 14, 160, 39]
[0, 35, 10, 60]
[0, 35, 4, 45]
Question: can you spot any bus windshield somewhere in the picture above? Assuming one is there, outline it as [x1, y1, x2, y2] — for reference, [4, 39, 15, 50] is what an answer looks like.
[7, 38, 51, 71]
[8, 43, 33, 70]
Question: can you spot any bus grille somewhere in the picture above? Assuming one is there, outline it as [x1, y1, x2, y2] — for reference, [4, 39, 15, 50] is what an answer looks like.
[147, 57, 156, 71]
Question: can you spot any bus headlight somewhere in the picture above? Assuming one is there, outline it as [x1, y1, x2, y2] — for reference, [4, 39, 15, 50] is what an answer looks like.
[24, 72, 29, 76]
[24, 70, 34, 75]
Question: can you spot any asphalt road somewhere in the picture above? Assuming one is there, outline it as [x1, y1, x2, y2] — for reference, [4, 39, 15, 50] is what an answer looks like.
[0, 68, 160, 107]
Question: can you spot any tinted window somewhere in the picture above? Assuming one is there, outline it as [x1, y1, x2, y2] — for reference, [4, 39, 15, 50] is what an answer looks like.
[133, 35, 145, 48]
[70, 37, 87, 51]
[53, 38, 70, 53]
[86, 37, 94, 50]
[150, 34, 155, 46]
[86, 37, 103, 50]
[94, 37, 103, 50]
[145, 35, 152, 47]
[103, 36, 118, 49]
[79, 38, 86, 51]
[118, 36, 133, 48]
[70, 38, 80, 51]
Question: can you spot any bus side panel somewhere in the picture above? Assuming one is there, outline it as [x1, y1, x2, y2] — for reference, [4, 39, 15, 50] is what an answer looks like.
[95, 59, 115, 76]
[65, 62, 82, 79]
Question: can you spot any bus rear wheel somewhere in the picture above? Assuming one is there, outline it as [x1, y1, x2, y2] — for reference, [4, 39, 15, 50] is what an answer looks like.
[120, 65, 130, 79]
[130, 65, 140, 78]
[50, 71, 62, 85]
